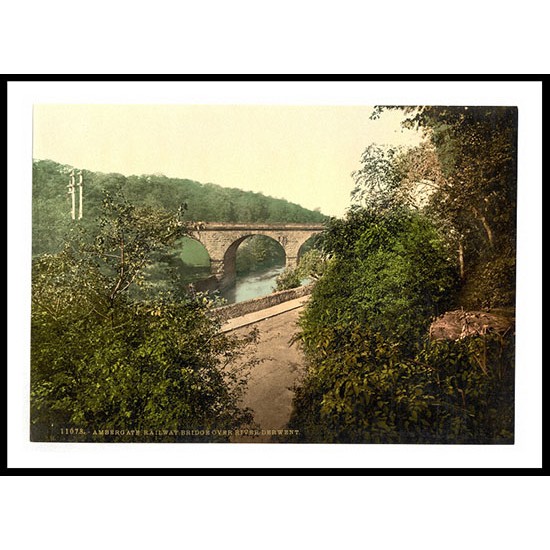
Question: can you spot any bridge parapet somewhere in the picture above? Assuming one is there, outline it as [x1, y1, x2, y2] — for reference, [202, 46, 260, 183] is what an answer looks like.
[190, 222, 325, 232]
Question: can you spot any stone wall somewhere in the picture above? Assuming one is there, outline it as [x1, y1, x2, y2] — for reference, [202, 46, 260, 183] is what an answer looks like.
[213, 284, 313, 322]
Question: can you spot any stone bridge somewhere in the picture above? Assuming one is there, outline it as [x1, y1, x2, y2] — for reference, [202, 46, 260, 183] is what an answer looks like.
[189, 222, 324, 289]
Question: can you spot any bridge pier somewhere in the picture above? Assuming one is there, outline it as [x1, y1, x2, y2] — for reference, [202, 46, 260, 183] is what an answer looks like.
[286, 256, 298, 270]
[217, 274, 236, 291]
[210, 259, 225, 277]
[210, 258, 235, 290]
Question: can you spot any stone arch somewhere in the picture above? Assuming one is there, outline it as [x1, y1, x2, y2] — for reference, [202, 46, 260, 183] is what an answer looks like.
[173, 236, 215, 292]
[177, 235, 212, 269]
[297, 233, 323, 263]
[222, 234, 287, 289]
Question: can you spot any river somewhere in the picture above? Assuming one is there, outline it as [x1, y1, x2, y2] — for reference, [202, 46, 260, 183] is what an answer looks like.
[220, 265, 285, 304]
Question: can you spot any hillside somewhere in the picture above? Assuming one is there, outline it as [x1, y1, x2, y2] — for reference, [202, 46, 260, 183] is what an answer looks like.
[32, 159, 328, 256]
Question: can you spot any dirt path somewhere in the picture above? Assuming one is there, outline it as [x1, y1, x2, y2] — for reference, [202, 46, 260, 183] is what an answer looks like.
[228, 306, 307, 443]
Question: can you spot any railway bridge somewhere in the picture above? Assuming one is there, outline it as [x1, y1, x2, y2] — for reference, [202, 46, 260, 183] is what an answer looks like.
[189, 222, 324, 289]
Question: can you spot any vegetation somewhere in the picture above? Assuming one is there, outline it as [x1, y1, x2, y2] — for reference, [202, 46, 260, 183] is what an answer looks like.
[236, 236, 286, 275]
[274, 248, 327, 291]
[274, 267, 303, 291]
[33, 159, 327, 290]
[273, 233, 326, 292]
[289, 327, 514, 444]
[32, 159, 327, 256]
[31, 160, 326, 441]
[285, 106, 516, 444]
[30, 187, 258, 442]
[32, 104, 518, 446]
[301, 210, 458, 350]
[369, 106, 517, 308]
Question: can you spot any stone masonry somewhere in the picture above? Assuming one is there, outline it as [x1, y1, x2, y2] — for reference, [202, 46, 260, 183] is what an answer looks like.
[189, 222, 324, 289]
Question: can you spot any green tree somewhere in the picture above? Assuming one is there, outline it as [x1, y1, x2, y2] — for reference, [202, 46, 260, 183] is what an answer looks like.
[273, 245, 327, 292]
[284, 106, 517, 444]
[350, 144, 405, 211]
[371, 106, 517, 307]
[302, 208, 458, 352]
[32, 158, 328, 275]
[236, 236, 285, 275]
[288, 325, 514, 444]
[274, 267, 302, 291]
[286, 207, 513, 444]
[295, 249, 327, 282]
[30, 189, 256, 442]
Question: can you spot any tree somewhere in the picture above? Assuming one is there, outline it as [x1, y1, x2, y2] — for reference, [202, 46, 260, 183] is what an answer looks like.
[350, 144, 404, 211]
[274, 267, 302, 291]
[236, 236, 285, 275]
[284, 106, 517, 443]
[286, 207, 513, 444]
[30, 189, 257, 442]
[281, 107, 517, 444]
[301, 208, 458, 351]
[274, 245, 327, 292]
[366, 106, 517, 307]
[32, 158, 328, 266]
[372, 106, 517, 253]
[295, 249, 327, 282]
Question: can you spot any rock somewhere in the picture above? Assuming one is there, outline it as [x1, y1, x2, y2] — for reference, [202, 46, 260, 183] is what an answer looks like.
[429, 309, 515, 341]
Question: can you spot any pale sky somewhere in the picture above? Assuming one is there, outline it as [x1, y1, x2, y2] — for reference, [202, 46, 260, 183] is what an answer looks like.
[33, 105, 423, 218]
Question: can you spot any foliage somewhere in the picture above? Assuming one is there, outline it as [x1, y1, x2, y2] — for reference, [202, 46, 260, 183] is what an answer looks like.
[302, 208, 458, 350]
[33, 159, 327, 291]
[288, 327, 514, 444]
[286, 106, 517, 444]
[288, 205, 512, 443]
[350, 144, 405, 211]
[457, 255, 517, 310]
[32, 159, 328, 257]
[236, 236, 286, 275]
[295, 249, 328, 281]
[32, 160, 75, 254]
[274, 267, 302, 291]
[274, 248, 327, 291]
[351, 142, 448, 214]
[370, 106, 518, 302]
[30, 190, 257, 442]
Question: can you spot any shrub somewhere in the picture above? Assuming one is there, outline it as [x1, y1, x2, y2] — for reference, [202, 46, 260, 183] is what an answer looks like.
[288, 329, 514, 444]
[30, 192, 256, 442]
[285, 207, 513, 444]
[275, 267, 302, 291]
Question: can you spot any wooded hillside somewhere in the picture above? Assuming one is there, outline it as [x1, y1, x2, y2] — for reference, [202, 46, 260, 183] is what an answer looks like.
[32, 159, 327, 256]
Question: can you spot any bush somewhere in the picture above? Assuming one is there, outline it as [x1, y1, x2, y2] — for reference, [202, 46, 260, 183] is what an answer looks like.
[458, 255, 516, 309]
[301, 209, 458, 352]
[31, 285, 256, 442]
[275, 267, 302, 291]
[288, 328, 514, 444]
[285, 207, 514, 444]
[30, 193, 256, 442]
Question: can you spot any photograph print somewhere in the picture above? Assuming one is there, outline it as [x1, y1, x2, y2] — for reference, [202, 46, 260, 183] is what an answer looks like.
[30, 104, 517, 444]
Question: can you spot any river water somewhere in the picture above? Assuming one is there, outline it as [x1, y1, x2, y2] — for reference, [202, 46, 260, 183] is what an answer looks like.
[220, 265, 285, 304]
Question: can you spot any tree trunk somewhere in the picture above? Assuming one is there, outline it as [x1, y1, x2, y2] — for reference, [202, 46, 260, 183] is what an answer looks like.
[471, 206, 494, 247]
[458, 240, 465, 280]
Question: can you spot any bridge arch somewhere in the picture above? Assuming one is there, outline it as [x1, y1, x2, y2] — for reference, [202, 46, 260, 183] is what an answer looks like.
[223, 234, 286, 284]
[178, 235, 211, 268]
[172, 236, 215, 291]
[297, 233, 323, 262]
